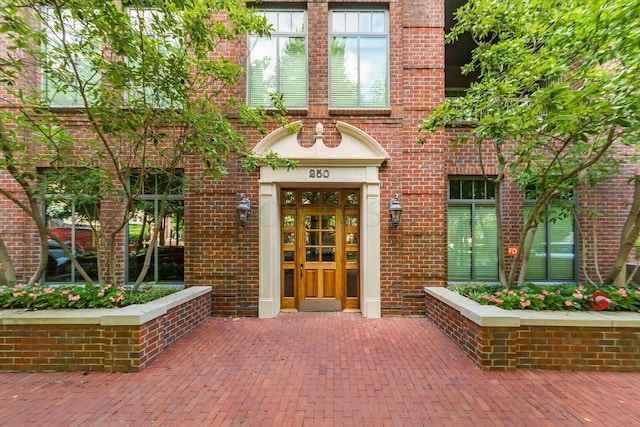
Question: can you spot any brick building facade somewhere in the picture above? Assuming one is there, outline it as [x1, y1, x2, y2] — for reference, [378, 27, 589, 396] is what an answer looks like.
[0, 0, 635, 318]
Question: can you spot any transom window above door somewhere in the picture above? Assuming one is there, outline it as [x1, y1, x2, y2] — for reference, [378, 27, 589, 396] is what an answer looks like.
[248, 9, 307, 109]
[329, 9, 389, 109]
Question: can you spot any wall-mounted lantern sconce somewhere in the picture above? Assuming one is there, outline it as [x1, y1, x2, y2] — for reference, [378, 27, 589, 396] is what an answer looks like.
[389, 194, 403, 228]
[236, 193, 251, 227]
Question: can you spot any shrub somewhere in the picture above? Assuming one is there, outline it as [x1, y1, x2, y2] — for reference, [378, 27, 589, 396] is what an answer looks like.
[0, 283, 179, 310]
[450, 283, 640, 312]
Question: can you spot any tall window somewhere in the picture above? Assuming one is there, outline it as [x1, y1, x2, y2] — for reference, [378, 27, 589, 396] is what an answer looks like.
[329, 9, 389, 109]
[127, 171, 185, 284]
[248, 9, 307, 108]
[448, 178, 498, 281]
[126, 7, 183, 108]
[524, 193, 576, 281]
[42, 7, 99, 107]
[43, 170, 100, 283]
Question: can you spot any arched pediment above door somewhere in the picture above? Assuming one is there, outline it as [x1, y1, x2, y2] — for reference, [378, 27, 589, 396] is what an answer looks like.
[252, 121, 390, 167]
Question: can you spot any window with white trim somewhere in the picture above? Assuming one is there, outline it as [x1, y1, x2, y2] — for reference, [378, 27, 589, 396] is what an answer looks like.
[248, 9, 307, 108]
[329, 9, 389, 109]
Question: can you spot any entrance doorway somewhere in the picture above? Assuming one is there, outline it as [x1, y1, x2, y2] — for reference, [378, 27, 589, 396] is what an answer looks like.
[281, 189, 360, 312]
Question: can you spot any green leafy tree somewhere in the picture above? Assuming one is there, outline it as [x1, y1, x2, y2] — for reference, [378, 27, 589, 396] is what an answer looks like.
[420, 0, 640, 288]
[0, 0, 295, 288]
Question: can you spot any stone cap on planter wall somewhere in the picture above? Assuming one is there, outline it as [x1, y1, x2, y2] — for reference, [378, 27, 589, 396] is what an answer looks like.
[425, 287, 640, 328]
[0, 286, 211, 326]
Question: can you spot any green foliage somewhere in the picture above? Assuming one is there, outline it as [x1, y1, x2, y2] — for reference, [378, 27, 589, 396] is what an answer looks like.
[0, 0, 294, 286]
[0, 283, 178, 309]
[451, 283, 640, 312]
[421, 0, 640, 287]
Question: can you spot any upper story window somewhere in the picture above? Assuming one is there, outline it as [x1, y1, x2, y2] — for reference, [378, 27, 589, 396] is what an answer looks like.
[42, 7, 99, 107]
[329, 9, 389, 109]
[248, 9, 307, 109]
[126, 7, 183, 108]
[445, 0, 478, 97]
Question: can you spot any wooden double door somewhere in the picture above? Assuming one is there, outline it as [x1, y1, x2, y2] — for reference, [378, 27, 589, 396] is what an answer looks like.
[281, 189, 360, 312]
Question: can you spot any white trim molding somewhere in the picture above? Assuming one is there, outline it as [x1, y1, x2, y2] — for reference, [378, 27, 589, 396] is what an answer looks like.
[254, 121, 389, 319]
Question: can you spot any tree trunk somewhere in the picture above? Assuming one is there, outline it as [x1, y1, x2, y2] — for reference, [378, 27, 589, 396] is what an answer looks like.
[0, 237, 16, 285]
[494, 178, 508, 288]
[604, 168, 640, 286]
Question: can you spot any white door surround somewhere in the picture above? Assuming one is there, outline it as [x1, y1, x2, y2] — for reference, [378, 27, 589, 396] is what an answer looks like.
[253, 121, 389, 318]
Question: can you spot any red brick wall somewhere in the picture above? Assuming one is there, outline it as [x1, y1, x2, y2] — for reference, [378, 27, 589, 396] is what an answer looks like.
[426, 293, 640, 372]
[1, 0, 636, 318]
[516, 326, 640, 371]
[0, 292, 210, 373]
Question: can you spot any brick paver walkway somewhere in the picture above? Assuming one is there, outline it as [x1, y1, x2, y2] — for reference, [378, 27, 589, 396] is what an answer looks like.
[1, 313, 639, 426]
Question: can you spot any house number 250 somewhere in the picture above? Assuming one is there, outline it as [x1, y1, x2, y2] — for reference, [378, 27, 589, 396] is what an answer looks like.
[309, 169, 330, 179]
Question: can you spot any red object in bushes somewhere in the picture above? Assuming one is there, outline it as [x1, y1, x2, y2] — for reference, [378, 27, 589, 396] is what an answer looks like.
[590, 291, 611, 310]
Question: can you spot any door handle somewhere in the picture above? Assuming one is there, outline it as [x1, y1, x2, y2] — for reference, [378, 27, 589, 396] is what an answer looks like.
[300, 264, 303, 278]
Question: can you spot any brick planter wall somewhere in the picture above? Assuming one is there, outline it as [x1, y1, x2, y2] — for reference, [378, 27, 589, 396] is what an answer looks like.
[0, 286, 211, 373]
[425, 287, 640, 372]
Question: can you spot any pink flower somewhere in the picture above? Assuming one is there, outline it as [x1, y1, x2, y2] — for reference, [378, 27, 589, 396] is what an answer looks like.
[578, 285, 585, 292]
[68, 294, 80, 301]
[573, 292, 583, 300]
[537, 294, 546, 300]
[542, 290, 549, 296]
[482, 294, 490, 300]
[29, 293, 40, 299]
[520, 299, 531, 308]
[495, 291, 502, 297]
[617, 288, 628, 298]
[44, 287, 55, 294]
[564, 300, 574, 307]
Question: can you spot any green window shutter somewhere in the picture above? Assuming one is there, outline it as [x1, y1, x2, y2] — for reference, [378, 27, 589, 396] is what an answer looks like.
[448, 206, 472, 280]
[474, 206, 498, 280]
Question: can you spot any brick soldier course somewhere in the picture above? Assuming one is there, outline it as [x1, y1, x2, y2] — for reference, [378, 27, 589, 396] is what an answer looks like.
[0, 314, 639, 425]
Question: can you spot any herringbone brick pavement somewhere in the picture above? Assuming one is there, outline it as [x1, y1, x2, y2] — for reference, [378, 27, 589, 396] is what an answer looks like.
[0, 313, 639, 426]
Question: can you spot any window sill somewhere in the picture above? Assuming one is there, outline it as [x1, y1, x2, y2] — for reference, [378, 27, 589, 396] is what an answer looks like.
[329, 108, 391, 116]
[445, 120, 477, 128]
[48, 106, 85, 113]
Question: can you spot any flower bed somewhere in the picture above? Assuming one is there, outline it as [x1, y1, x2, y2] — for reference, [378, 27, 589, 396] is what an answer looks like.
[425, 287, 640, 372]
[0, 286, 211, 373]
[0, 283, 179, 309]
[451, 283, 640, 311]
